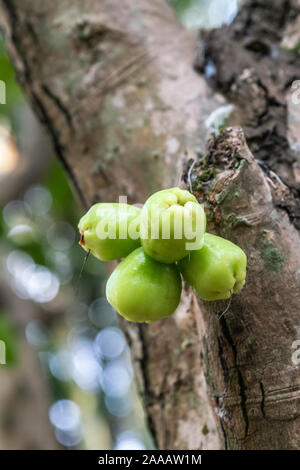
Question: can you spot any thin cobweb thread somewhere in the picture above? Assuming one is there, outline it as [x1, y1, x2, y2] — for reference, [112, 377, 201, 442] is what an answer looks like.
[75, 249, 90, 296]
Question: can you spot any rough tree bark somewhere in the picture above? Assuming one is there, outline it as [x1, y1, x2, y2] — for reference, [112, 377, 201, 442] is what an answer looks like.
[196, 0, 300, 215]
[1, 0, 299, 450]
[185, 127, 300, 449]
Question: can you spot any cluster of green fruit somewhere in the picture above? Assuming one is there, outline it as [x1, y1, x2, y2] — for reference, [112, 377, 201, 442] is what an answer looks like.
[78, 187, 247, 323]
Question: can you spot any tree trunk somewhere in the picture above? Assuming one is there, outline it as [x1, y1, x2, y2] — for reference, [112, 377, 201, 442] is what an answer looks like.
[1, 0, 299, 450]
[186, 126, 300, 449]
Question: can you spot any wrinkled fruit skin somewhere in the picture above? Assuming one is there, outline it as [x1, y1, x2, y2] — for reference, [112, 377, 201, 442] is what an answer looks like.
[78, 203, 141, 261]
[178, 233, 247, 301]
[106, 247, 182, 323]
[140, 187, 206, 264]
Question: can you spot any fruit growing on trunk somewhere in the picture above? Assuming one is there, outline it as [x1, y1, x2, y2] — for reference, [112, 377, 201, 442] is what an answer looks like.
[178, 233, 247, 301]
[106, 247, 182, 322]
[78, 203, 141, 261]
[140, 187, 206, 264]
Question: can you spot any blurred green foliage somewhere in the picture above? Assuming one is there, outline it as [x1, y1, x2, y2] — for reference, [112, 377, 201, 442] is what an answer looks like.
[45, 162, 78, 222]
[0, 30, 23, 119]
[0, 312, 19, 366]
[169, 0, 196, 14]
[170, 0, 241, 29]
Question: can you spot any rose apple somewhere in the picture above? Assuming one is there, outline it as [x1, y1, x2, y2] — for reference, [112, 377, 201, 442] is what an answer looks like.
[140, 187, 206, 264]
[106, 247, 182, 322]
[78, 203, 141, 261]
[178, 233, 247, 300]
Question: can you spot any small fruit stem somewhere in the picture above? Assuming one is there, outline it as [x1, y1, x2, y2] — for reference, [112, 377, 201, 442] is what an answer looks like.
[79, 231, 85, 247]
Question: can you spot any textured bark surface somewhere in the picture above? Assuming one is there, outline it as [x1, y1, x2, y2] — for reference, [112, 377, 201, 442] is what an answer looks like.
[0, 0, 223, 208]
[184, 127, 300, 449]
[1, 0, 299, 450]
[196, 0, 300, 227]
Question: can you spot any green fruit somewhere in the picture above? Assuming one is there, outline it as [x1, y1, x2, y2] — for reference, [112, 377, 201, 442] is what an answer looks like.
[178, 233, 247, 301]
[78, 203, 141, 261]
[140, 187, 206, 264]
[106, 247, 182, 323]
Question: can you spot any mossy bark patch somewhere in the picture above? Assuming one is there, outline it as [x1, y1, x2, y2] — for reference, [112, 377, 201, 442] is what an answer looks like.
[261, 241, 285, 272]
[202, 424, 209, 435]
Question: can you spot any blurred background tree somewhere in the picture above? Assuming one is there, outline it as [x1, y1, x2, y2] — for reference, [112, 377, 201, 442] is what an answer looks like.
[0, 26, 152, 450]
